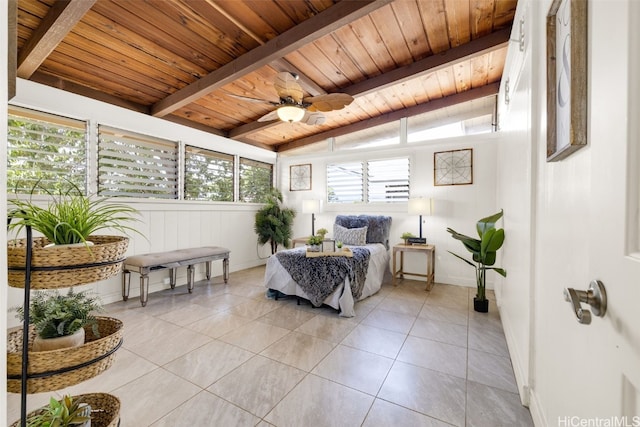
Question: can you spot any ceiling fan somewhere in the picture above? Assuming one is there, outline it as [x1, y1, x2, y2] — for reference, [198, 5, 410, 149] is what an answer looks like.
[229, 72, 354, 125]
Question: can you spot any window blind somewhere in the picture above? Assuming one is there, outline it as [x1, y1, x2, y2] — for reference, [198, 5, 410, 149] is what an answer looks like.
[98, 126, 178, 198]
[184, 146, 234, 201]
[239, 158, 273, 203]
[7, 107, 87, 194]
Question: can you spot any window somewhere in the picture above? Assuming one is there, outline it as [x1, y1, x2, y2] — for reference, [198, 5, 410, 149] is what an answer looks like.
[334, 121, 400, 150]
[239, 158, 273, 203]
[184, 146, 234, 201]
[407, 97, 495, 142]
[328, 158, 409, 204]
[7, 107, 87, 194]
[98, 126, 178, 198]
[367, 158, 409, 202]
[327, 162, 364, 203]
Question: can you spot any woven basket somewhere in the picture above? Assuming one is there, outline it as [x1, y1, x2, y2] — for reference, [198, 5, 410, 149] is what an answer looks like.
[7, 235, 129, 289]
[10, 392, 121, 427]
[7, 317, 123, 394]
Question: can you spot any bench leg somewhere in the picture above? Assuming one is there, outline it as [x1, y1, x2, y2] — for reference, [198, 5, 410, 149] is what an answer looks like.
[122, 270, 131, 301]
[140, 274, 149, 307]
[187, 265, 195, 293]
[169, 268, 177, 289]
[206, 261, 212, 281]
[223, 257, 229, 284]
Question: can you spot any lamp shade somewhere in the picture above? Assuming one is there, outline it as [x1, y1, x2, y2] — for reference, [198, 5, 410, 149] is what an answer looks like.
[408, 198, 432, 216]
[277, 106, 305, 123]
[302, 199, 321, 214]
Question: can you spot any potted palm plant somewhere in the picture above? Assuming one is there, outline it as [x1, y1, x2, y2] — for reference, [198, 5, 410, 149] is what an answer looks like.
[13, 289, 103, 351]
[254, 188, 296, 254]
[446, 210, 507, 313]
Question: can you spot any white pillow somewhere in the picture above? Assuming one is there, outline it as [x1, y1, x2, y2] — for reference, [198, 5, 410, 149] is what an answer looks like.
[334, 224, 368, 246]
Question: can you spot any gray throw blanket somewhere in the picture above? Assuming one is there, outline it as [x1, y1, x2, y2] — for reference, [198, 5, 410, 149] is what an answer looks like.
[275, 247, 371, 307]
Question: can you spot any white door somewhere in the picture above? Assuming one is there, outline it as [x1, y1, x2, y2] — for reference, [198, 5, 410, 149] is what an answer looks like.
[558, 0, 640, 420]
[583, 0, 640, 418]
[531, 0, 640, 423]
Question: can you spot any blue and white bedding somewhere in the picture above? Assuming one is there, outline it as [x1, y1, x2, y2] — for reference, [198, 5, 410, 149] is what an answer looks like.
[264, 243, 389, 317]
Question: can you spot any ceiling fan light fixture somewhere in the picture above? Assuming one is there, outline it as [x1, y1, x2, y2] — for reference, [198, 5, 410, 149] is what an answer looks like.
[277, 105, 305, 123]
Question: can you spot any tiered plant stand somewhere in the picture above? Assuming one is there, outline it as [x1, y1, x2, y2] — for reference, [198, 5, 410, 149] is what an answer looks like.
[7, 226, 127, 427]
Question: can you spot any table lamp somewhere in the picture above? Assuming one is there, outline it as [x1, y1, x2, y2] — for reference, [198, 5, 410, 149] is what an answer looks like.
[407, 197, 432, 244]
[302, 199, 321, 235]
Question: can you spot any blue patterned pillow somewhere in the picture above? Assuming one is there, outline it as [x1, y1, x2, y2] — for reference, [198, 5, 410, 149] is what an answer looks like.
[334, 224, 368, 246]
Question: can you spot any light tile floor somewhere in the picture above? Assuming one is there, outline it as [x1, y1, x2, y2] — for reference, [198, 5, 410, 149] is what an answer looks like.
[7, 265, 534, 426]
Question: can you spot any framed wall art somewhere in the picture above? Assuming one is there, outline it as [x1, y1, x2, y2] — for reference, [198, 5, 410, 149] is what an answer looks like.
[434, 148, 473, 186]
[290, 164, 312, 191]
[546, 0, 588, 161]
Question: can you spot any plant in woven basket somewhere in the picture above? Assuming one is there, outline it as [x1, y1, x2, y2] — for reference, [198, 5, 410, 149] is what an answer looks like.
[14, 289, 103, 351]
[8, 180, 142, 246]
[25, 395, 91, 427]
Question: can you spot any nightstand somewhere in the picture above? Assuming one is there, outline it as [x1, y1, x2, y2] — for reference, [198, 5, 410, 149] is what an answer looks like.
[392, 244, 435, 291]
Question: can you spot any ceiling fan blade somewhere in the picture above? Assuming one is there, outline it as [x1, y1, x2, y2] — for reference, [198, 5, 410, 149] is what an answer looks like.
[300, 111, 326, 125]
[274, 72, 304, 103]
[257, 110, 279, 122]
[305, 93, 354, 112]
[227, 93, 276, 105]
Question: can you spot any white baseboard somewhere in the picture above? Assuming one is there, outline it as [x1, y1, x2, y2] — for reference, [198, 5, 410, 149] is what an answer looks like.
[528, 389, 547, 427]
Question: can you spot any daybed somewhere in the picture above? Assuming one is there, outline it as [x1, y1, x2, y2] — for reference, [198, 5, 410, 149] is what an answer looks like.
[264, 215, 391, 317]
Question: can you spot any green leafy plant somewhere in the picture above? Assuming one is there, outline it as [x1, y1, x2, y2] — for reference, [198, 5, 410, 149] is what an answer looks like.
[254, 188, 296, 254]
[401, 232, 415, 239]
[446, 210, 507, 302]
[26, 395, 91, 427]
[336, 241, 343, 249]
[14, 289, 103, 339]
[307, 235, 324, 246]
[316, 228, 329, 239]
[8, 180, 142, 245]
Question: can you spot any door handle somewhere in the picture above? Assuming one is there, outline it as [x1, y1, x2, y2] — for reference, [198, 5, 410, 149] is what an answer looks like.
[563, 280, 607, 325]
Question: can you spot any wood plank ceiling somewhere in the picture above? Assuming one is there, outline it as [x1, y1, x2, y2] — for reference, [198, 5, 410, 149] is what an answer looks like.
[12, 0, 518, 152]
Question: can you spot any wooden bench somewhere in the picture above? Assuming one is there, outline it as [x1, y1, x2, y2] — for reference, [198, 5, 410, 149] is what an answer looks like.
[121, 246, 230, 306]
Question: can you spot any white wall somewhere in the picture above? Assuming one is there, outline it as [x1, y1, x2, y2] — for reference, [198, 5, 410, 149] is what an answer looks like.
[494, 0, 535, 404]
[279, 134, 500, 289]
[2, 2, 9, 421]
[6, 79, 278, 328]
[497, 0, 640, 424]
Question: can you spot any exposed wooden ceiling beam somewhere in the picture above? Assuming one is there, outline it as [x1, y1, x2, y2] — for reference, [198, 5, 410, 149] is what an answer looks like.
[8, 0, 17, 99]
[151, 0, 392, 118]
[17, 0, 95, 79]
[276, 82, 500, 152]
[229, 29, 510, 140]
[203, 0, 326, 97]
[344, 27, 511, 97]
[30, 72, 149, 114]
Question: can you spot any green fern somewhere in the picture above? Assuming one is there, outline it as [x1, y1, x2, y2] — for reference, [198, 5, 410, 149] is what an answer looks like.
[14, 289, 103, 339]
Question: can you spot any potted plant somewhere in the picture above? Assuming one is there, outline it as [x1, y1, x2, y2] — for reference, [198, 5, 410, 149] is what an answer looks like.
[8, 181, 141, 247]
[401, 232, 415, 245]
[24, 395, 91, 427]
[306, 234, 324, 252]
[336, 241, 343, 251]
[7, 181, 143, 289]
[254, 188, 296, 254]
[316, 228, 329, 240]
[446, 210, 507, 313]
[13, 289, 103, 351]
